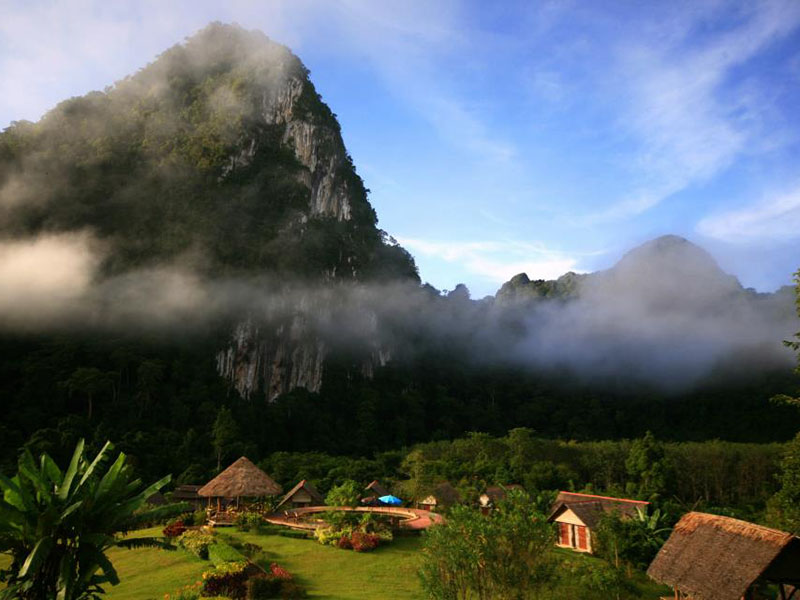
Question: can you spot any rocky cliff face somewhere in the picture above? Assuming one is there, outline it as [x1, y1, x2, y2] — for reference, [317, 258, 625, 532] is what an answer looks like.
[210, 27, 389, 400]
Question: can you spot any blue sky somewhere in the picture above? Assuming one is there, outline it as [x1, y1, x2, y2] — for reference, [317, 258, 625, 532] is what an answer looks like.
[1, 1, 799, 297]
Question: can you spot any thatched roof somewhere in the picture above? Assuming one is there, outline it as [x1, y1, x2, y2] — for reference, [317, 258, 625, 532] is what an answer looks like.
[547, 491, 648, 527]
[172, 484, 202, 501]
[198, 457, 282, 498]
[365, 480, 390, 497]
[276, 479, 324, 509]
[647, 512, 800, 600]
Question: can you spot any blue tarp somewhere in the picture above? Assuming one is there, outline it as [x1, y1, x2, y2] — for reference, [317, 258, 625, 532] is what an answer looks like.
[378, 495, 403, 505]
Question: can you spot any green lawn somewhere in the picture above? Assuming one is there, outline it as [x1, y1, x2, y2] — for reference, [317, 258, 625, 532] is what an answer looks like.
[223, 529, 425, 599]
[0, 529, 669, 600]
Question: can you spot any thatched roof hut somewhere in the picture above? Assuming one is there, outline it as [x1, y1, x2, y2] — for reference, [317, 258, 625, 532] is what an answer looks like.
[365, 480, 390, 498]
[647, 512, 800, 600]
[276, 479, 325, 509]
[198, 457, 282, 499]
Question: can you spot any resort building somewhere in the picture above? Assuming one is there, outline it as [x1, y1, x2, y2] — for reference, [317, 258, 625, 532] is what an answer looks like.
[276, 479, 325, 510]
[647, 512, 800, 600]
[547, 491, 649, 554]
[478, 484, 525, 514]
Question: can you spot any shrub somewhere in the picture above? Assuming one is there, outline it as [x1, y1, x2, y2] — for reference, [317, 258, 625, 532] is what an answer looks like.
[269, 563, 292, 580]
[181, 509, 208, 527]
[178, 530, 215, 559]
[247, 575, 281, 599]
[208, 540, 248, 566]
[235, 511, 265, 532]
[163, 519, 187, 538]
[201, 561, 249, 599]
[247, 574, 306, 600]
[336, 535, 352, 549]
[350, 532, 380, 552]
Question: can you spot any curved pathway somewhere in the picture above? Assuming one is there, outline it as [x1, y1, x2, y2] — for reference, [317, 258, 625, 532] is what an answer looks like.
[265, 505, 445, 531]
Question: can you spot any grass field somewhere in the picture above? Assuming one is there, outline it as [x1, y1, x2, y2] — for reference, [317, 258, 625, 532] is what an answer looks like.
[223, 530, 425, 599]
[1, 528, 670, 599]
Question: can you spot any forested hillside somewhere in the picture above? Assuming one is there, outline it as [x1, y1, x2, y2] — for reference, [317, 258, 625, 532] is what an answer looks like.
[0, 23, 798, 493]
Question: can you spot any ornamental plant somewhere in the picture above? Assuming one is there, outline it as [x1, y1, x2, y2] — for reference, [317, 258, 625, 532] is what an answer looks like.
[163, 519, 187, 538]
[200, 561, 249, 598]
[0, 439, 178, 600]
[177, 530, 215, 559]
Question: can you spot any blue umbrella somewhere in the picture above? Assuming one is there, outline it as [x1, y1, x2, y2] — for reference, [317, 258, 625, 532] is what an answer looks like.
[378, 495, 403, 506]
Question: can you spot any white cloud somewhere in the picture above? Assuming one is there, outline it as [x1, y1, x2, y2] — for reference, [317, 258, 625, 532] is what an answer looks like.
[697, 184, 800, 242]
[398, 237, 583, 283]
[589, 0, 800, 222]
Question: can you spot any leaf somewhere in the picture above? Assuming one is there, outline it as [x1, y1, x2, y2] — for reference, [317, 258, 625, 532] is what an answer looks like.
[59, 438, 85, 501]
[19, 536, 53, 577]
[76, 441, 114, 491]
[41, 454, 64, 486]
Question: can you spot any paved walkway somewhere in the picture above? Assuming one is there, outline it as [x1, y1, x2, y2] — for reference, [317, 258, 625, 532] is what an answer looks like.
[265, 505, 445, 531]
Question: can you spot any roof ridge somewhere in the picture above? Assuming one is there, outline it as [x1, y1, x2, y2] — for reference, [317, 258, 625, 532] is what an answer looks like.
[558, 491, 649, 504]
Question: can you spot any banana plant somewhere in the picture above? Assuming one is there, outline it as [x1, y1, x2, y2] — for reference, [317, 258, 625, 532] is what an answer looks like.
[0, 439, 183, 600]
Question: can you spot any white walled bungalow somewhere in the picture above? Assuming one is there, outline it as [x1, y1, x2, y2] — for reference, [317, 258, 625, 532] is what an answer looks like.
[547, 491, 649, 554]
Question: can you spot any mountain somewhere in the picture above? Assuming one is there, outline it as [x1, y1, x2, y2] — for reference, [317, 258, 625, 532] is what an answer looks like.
[0, 23, 418, 400]
[497, 235, 792, 311]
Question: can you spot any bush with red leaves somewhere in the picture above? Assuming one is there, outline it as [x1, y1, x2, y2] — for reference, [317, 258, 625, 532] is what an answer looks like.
[162, 519, 187, 538]
[269, 563, 293, 580]
[337, 535, 352, 549]
[350, 532, 379, 552]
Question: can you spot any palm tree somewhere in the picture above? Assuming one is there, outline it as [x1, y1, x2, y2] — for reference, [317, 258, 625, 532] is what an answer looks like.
[0, 439, 183, 599]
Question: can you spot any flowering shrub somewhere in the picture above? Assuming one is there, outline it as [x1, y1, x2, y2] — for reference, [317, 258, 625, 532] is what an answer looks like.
[178, 530, 214, 559]
[316, 527, 381, 552]
[201, 561, 249, 598]
[163, 519, 187, 538]
[269, 563, 292, 580]
[350, 532, 379, 552]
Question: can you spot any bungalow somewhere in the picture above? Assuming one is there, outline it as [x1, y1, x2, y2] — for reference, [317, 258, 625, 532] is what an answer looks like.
[546, 491, 649, 554]
[276, 479, 325, 510]
[647, 512, 800, 600]
[171, 484, 205, 510]
[418, 481, 461, 512]
[478, 484, 525, 514]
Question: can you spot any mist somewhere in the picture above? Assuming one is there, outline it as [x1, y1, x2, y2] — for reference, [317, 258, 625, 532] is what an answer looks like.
[0, 231, 795, 393]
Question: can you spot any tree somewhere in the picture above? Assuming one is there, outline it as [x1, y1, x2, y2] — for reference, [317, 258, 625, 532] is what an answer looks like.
[767, 432, 800, 535]
[212, 406, 239, 472]
[625, 431, 671, 501]
[0, 439, 179, 599]
[593, 507, 671, 570]
[61, 368, 113, 420]
[324, 480, 361, 507]
[419, 490, 555, 600]
[772, 270, 800, 413]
